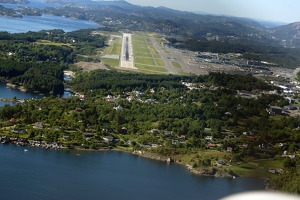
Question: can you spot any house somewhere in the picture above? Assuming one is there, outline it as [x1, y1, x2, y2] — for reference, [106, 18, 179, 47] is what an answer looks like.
[83, 132, 95, 138]
[207, 143, 217, 148]
[227, 147, 233, 152]
[179, 135, 187, 141]
[10, 118, 17, 122]
[284, 97, 296, 104]
[150, 129, 160, 134]
[164, 131, 172, 137]
[126, 96, 134, 102]
[103, 136, 114, 142]
[204, 128, 211, 133]
[267, 106, 282, 115]
[107, 128, 116, 133]
[205, 136, 213, 140]
[216, 160, 227, 166]
[121, 127, 128, 134]
[237, 90, 258, 99]
[135, 91, 145, 97]
[34, 122, 44, 129]
[172, 140, 179, 145]
[268, 169, 276, 174]
[113, 106, 123, 111]
[10, 128, 26, 134]
[145, 99, 155, 104]
[284, 105, 298, 111]
[282, 154, 296, 159]
[62, 135, 70, 141]
[75, 107, 83, 112]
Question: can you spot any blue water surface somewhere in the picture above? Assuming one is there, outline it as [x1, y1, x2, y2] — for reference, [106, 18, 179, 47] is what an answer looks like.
[0, 144, 265, 200]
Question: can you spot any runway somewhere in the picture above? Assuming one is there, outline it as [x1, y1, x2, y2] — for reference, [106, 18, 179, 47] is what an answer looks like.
[120, 33, 136, 69]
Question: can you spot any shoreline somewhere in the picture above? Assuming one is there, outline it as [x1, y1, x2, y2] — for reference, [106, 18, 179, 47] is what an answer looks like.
[0, 136, 268, 186]
[6, 83, 28, 92]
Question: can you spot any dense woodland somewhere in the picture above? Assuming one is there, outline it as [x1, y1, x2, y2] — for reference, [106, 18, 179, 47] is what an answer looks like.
[0, 29, 105, 94]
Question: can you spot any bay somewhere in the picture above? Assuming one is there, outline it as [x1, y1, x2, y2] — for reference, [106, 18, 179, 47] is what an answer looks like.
[0, 14, 99, 33]
[0, 82, 42, 107]
[0, 82, 72, 107]
[0, 144, 265, 200]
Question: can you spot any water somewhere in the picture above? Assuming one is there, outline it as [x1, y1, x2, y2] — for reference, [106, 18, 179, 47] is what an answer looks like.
[0, 82, 42, 107]
[0, 144, 265, 200]
[0, 14, 99, 33]
[0, 0, 98, 33]
[0, 81, 72, 107]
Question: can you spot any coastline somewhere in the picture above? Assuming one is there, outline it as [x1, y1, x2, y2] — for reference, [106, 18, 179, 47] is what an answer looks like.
[0, 135, 267, 184]
[114, 147, 245, 179]
[130, 150, 237, 179]
[6, 82, 27, 92]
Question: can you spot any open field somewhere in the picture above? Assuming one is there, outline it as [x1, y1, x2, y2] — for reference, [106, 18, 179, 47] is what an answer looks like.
[156, 59, 165, 66]
[74, 61, 108, 72]
[100, 35, 122, 68]
[101, 58, 120, 67]
[133, 45, 151, 54]
[35, 40, 72, 47]
[105, 37, 122, 55]
[172, 61, 182, 69]
[135, 64, 168, 73]
[132, 34, 170, 73]
[135, 56, 156, 66]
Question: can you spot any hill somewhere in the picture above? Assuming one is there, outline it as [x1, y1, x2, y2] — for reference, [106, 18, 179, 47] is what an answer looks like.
[269, 22, 300, 48]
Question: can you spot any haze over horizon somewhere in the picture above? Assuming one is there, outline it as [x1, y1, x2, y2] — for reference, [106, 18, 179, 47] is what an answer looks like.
[126, 0, 300, 23]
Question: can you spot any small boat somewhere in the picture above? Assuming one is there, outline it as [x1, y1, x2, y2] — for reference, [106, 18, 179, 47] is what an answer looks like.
[24, 149, 28, 152]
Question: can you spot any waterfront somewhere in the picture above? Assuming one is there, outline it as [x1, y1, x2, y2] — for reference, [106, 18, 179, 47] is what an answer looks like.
[0, 144, 265, 200]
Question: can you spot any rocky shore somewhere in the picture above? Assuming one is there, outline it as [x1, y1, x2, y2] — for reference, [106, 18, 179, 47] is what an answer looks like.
[6, 83, 27, 92]
[132, 150, 236, 178]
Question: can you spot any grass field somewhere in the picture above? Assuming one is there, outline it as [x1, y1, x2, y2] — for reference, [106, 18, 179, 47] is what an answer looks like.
[135, 56, 156, 66]
[132, 34, 168, 73]
[227, 163, 268, 178]
[172, 61, 182, 69]
[153, 54, 162, 59]
[135, 64, 168, 73]
[35, 40, 72, 47]
[135, 53, 153, 57]
[101, 58, 119, 67]
[105, 37, 122, 55]
[133, 45, 151, 54]
[156, 59, 165, 66]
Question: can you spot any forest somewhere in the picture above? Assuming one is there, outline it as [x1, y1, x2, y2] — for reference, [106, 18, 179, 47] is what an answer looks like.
[0, 29, 105, 94]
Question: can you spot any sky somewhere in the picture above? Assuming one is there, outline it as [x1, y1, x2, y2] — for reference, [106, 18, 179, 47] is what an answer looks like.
[126, 0, 300, 23]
